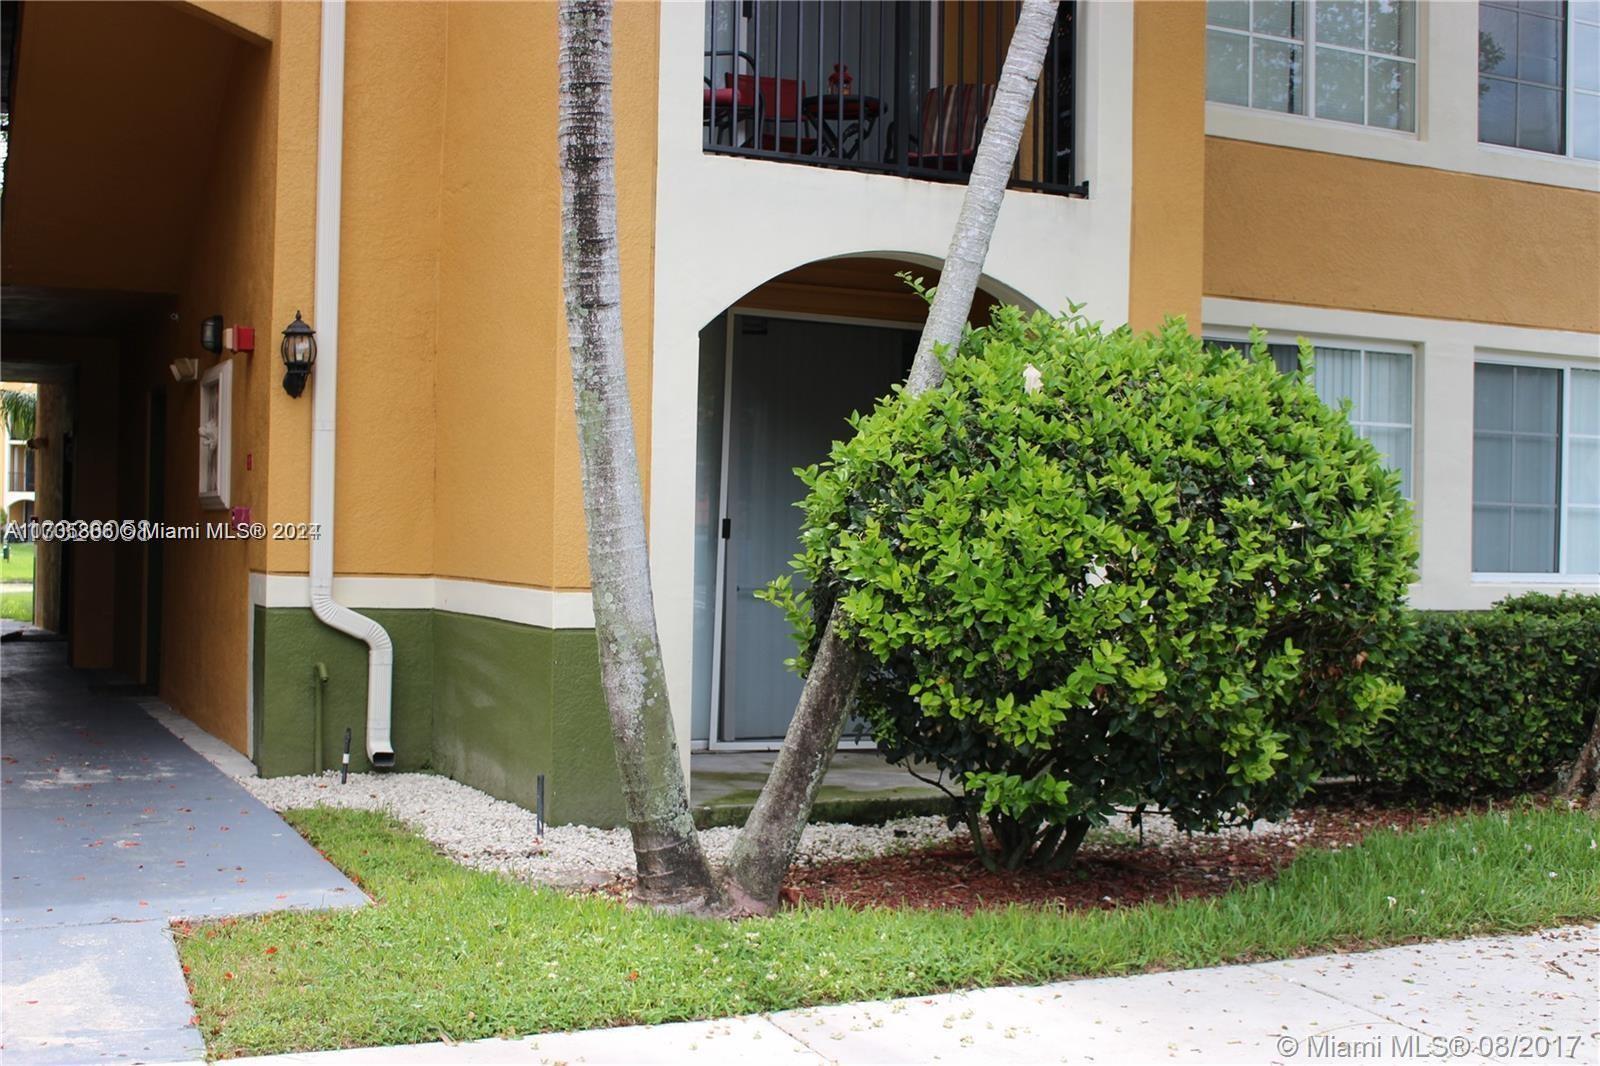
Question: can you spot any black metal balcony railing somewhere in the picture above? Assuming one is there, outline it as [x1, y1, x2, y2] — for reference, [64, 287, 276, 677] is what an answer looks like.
[703, 1, 1085, 198]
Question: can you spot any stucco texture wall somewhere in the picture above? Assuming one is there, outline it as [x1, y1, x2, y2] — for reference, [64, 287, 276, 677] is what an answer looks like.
[327, 1, 445, 578]
[253, 607, 622, 826]
[432, 1, 659, 593]
[157, 17, 286, 751]
[1204, 138, 1600, 332]
[252, 607, 435, 776]
[1129, 0, 1205, 332]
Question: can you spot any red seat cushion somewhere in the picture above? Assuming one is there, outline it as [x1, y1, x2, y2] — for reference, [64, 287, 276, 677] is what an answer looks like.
[704, 87, 754, 113]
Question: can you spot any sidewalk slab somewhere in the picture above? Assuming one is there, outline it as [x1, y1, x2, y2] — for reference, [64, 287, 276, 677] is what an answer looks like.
[766, 963, 1418, 1065]
[0, 921, 203, 1066]
[235, 1018, 823, 1065]
[1256, 925, 1598, 1040]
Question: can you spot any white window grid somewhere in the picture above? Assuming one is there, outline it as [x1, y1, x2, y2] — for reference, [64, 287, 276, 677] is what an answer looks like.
[1571, 3, 1600, 160]
[1204, 330, 1418, 499]
[1479, 1, 1600, 161]
[1323, 348, 1414, 496]
[1206, 1, 1420, 131]
[1563, 367, 1600, 573]
[1472, 357, 1600, 581]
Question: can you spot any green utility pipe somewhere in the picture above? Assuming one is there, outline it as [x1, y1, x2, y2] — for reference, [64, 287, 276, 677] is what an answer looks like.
[313, 662, 329, 772]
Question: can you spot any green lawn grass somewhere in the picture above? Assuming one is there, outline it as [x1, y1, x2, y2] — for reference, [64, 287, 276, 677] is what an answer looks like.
[0, 542, 34, 583]
[179, 806, 1599, 1058]
[0, 589, 33, 622]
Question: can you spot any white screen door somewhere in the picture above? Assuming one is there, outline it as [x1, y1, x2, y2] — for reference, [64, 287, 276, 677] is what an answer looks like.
[716, 314, 914, 743]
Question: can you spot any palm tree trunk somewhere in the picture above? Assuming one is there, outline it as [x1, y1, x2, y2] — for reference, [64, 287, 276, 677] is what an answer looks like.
[557, 0, 718, 910]
[723, 0, 1062, 914]
[1561, 710, 1600, 812]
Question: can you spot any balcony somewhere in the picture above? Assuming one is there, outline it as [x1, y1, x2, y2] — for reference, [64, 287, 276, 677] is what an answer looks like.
[702, 1, 1085, 198]
[7, 447, 33, 494]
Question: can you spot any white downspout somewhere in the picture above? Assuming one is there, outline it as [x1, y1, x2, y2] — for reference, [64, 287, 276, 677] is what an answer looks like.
[309, 0, 395, 767]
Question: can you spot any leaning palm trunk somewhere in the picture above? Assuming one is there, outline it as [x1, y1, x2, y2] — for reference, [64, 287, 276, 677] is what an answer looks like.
[557, 0, 719, 909]
[722, 0, 1061, 913]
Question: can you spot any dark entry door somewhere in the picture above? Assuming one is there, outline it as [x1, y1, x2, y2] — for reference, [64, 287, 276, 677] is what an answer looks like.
[718, 315, 913, 742]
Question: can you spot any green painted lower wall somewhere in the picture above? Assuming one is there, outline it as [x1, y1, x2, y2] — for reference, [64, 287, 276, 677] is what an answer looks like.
[252, 607, 436, 777]
[431, 612, 622, 827]
[252, 606, 624, 827]
[546, 628, 622, 827]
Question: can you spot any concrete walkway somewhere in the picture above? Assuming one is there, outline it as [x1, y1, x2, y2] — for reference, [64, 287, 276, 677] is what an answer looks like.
[228, 927, 1598, 1066]
[0, 643, 364, 1066]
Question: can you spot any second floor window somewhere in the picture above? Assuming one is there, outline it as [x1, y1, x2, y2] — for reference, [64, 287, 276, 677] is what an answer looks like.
[1478, 2, 1600, 160]
[1206, 1, 1419, 132]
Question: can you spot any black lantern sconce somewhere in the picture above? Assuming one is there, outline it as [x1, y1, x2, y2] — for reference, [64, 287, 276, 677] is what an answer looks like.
[280, 311, 317, 398]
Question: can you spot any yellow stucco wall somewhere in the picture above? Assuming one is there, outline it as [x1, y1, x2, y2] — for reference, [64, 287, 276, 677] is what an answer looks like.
[261, 1, 321, 575]
[432, 1, 562, 592]
[1204, 138, 1600, 333]
[329, 1, 445, 577]
[180, 0, 275, 43]
[1128, 0, 1205, 332]
[159, 12, 285, 751]
[431, 0, 659, 591]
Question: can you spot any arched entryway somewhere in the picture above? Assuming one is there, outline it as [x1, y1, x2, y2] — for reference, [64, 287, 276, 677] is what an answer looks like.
[688, 255, 1023, 748]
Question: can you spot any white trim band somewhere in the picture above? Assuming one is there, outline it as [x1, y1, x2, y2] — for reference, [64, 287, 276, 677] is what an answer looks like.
[248, 573, 597, 630]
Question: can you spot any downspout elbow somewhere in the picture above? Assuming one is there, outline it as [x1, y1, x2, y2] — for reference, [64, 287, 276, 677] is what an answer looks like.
[309, 582, 395, 768]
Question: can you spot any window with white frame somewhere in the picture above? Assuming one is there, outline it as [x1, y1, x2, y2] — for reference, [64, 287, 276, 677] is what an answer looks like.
[1205, 337, 1416, 496]
[1472, 361, 1600, 576]
[1478, 1, 1600, 160]
[1206, 1, 1419, 132]
[198, 360, 232, 510]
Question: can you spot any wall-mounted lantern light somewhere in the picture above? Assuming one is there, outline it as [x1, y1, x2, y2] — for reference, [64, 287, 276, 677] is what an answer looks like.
[280, 311, 317, 398]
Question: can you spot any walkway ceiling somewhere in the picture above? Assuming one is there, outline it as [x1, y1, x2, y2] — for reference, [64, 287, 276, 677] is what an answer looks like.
[1, 286, 172, 336]
[1, 2, 241, 300]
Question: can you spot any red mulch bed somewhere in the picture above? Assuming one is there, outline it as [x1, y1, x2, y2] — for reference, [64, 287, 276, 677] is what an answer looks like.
[783, 802, 1473, 914]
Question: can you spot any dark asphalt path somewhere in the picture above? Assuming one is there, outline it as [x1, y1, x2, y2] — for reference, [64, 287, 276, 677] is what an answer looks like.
[1, 642, 362, 1065]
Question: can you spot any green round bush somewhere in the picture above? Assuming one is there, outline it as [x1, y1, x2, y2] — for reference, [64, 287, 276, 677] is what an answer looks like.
[766, 309, 1418, 870]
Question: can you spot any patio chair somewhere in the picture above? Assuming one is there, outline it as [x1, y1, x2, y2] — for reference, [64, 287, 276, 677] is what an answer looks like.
[704, 49, 757, 145]
[730, 74, 817, 155]
[906, 83, 997, 173]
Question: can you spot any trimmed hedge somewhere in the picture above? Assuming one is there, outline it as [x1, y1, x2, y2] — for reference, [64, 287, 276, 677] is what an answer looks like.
[1342, 593, 1600, 798]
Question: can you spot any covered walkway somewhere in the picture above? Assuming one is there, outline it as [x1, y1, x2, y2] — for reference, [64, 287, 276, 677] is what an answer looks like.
[0, 642, 363, 1065]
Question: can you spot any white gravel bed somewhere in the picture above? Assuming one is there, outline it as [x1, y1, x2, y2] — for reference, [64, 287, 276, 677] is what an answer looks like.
[241, 771, 1306, 888]
[1100, 808, 1305, 846]
[240, 771, 967, 887]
